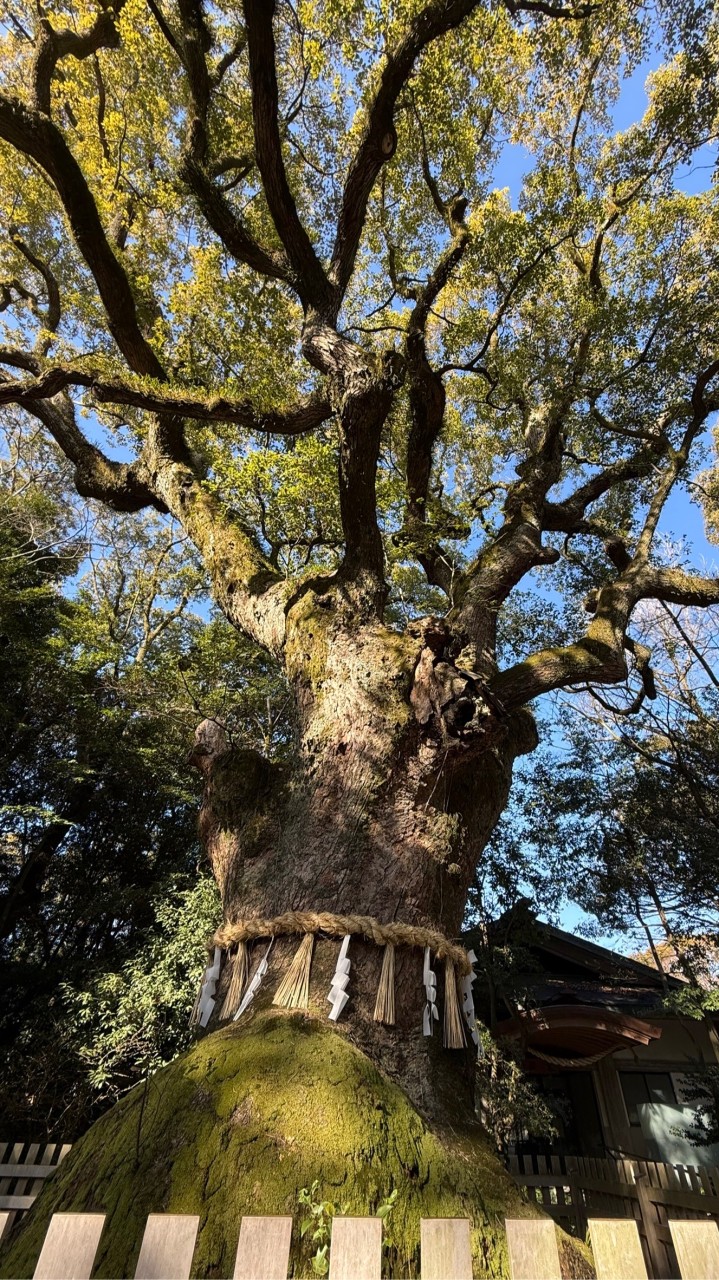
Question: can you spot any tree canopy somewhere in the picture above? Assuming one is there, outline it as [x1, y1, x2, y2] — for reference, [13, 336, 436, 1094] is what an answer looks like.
[0, 0, 718, 701]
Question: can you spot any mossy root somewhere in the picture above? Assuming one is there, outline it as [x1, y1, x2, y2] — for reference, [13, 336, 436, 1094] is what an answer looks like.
[0, 1011, 594, 1278]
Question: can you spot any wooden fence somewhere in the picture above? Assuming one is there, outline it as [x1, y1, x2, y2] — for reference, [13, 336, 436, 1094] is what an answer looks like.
[509, 1154, 719, 1279]
[0, 1142, 72, 1235]
[4, 1141, 719, 1277]
[2, 1209, 719, 1278]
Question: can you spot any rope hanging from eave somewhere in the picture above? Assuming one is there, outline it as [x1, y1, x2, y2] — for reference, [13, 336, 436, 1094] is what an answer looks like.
[527, 1045, 616, 1069]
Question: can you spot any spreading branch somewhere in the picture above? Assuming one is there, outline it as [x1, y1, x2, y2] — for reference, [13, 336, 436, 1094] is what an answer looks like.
[242, 0, 332, 312]
[404, 197, 471, 596]
[20, 391, 165, 513]
[32, 2, 124, 116]
[0, 94, 165, 381]
[0, 364, 332, 435]
[329, 0, 481, 304]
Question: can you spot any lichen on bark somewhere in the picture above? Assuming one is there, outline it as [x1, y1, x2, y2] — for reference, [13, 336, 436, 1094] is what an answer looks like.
[0, 1011, 594, 1279]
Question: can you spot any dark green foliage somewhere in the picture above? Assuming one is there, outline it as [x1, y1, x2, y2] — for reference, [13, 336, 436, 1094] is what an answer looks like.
[0, 427, 288, 1136]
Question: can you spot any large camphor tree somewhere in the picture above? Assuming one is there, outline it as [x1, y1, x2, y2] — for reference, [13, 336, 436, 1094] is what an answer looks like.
[1, 0, 718, 1273]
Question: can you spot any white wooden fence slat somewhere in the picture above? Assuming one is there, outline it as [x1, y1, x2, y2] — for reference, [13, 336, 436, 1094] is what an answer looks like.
[0, 1211, 10, 1242]
[134, 1213, 199, 1280]
[233, 1215, 292, 1280]
[588, 1219, 649, 1280]
[328, 1216, 382, 1280]
[420, 1217, 473, 1280]
[505, 1219, 561, 1280]
[670, 1220, 719, 1280]
[32, 1212, 105, 1280]
[0, 1166, 59, 1179]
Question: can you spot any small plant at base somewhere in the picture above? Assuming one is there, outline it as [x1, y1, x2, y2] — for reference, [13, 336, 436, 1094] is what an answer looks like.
[297, 1183, 400, 1277]
[377, 1189, 399, 1278]
[298, 1181, 348, 1276]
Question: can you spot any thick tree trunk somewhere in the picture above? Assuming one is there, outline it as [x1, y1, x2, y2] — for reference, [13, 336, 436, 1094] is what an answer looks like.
[0, 606, 598, 1280]
[191, 605, 537, 1121]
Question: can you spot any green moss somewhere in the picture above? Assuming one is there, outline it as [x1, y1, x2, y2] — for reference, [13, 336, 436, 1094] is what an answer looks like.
[284, 592, 333, 691]
[0, 1013, 594, 1279]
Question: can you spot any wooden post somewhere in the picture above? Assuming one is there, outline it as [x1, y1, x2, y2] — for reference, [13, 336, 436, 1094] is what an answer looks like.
[420, 1218, 473, 1280]
[669, 1221, 719, 1280]
[134, 1214, 199, 1280]
[32, 1213, 105, 1280]
[233, 1216, 292, 1280]
[328, 1217, 382, 1280]
[633, 1161, 667, 1280]
[505, 1220, 561, 1280]
[588, 1219, 648, 1280]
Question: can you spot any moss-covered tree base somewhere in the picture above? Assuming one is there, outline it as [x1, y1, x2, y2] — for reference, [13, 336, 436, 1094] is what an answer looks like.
[0, 1011, 594, 1278]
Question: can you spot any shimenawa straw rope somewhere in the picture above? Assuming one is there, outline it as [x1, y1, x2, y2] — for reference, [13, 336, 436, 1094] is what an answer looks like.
[212, 910, 471, 975]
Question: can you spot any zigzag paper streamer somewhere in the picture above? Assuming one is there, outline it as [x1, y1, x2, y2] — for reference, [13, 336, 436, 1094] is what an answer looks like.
[460, 948, 481, 1053]
[422, 945, 439, 1036]
[327, 934, 351, 1022]
[197, 946, 222, 1028]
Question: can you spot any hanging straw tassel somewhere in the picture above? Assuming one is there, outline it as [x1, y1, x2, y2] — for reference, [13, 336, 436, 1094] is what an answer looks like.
[373, 942, 396, 1025]
[443, 958, 466, 1049]
[189, 985, 202, 1027]
[219, 942, 248, 1020]
[273, 933, 314, 1009]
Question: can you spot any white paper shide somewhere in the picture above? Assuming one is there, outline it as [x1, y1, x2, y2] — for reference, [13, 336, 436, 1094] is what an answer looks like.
[327, 934, 351, 1022]
[422, 946, 439, 1036]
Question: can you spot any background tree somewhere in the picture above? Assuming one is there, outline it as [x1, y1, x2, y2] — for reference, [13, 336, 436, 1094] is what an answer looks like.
[1, 0, 719, 1271]
[0, 418, 289, 1134]
[511, 599, 719, 976]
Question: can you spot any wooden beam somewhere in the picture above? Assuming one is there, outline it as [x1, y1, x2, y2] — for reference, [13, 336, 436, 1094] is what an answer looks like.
[589, 1219, 648, 1279]
[134, 1214, 199, 1279]
[669, 1220, 719, 1280]
[328, 1216, 382, 1280]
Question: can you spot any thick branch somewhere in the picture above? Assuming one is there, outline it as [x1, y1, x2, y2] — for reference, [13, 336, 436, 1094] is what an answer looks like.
[32, 4, 124, 116]
[542, 439, 669, 533]
[640, 567, 719, 610]
[150, 456, 289, 653]
[404, 199, 470, 596]
[21, 391, 165, 512]
[179, 150, 293, 283]
[0, 365, 332, 435]
[493, 583, 631, 709]
[494, 560, 719, 712]
[329, 0, 480, 303]
[242, 0, 332, 311]
[0, 94, 165, 380]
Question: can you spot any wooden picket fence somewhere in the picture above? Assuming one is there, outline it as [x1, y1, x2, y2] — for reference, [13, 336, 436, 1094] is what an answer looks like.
[509, 1153, 719, 1279]
[0, 1142, 72, 1235]
[2, 1209, 719, 1278]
